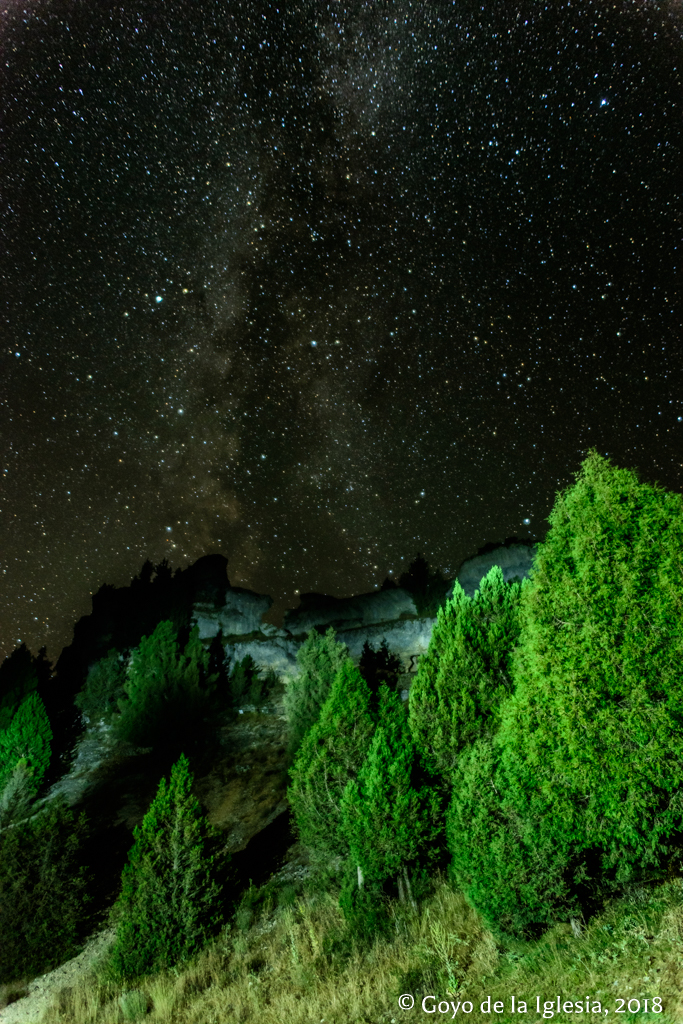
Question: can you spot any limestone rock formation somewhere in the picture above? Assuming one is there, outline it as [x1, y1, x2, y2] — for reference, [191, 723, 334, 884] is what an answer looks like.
[283, 588, 417, 635]
[190, 541, 538, 686]
[455, 541, 537, 598]
[193, 586, 273, 640]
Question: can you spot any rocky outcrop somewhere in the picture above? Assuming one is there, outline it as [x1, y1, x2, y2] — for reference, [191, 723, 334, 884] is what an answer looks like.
[193, 587, 273, 640]
[283, 588, 417, 635]
[192, 541, 539, 684]
[455, 541, 537, 598]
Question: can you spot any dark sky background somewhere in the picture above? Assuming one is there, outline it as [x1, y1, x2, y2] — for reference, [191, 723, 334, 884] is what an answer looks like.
[1, 0, 682, 663]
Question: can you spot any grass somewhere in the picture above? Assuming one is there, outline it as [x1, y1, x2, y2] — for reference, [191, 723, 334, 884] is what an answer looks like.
[40, 869, 683, 1024]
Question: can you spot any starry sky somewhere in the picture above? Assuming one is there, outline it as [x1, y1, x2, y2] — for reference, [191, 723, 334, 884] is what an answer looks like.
[1, 0, 682, 662]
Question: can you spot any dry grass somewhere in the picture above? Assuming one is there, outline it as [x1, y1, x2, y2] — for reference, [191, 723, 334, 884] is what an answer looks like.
[41, 876, 683, 1024]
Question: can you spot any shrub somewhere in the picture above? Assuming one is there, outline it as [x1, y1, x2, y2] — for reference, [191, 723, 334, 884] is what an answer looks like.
[0, 691, 52, 806]
[409, 565, 527, 785]
[448, 450, 683, 936]
[288, 659, 375, 860]
[108, 753, 230, 980]
[75, 648, 127, 725]
[0, 798, 90, 983]
[115, 622, 216, 750]
[283, 627, 348, 756]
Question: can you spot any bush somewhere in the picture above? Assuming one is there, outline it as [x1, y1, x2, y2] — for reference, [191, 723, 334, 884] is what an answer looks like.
[0, 691, 52, 810]
[409, 565, 527, 785]
[75, 648, 127, 725]
[448, 450, 683, 936]
[283, 627, 348, 756]
[0, 798, 90, 983]
[288, 659, 375, 860]
[115, 622, 216, 750]
[108, 753, 230, 980]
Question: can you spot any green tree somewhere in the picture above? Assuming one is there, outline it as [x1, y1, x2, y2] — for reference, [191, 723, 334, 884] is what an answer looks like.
[359, 638, 402, 703]
[0, 798, 90, 983]
[288, 659, 375, 861]
[400, 553, 450, 617]
[283, 627, 348, 756]
[115, 621, 215, 750]
[448, 450, 683, 936]
[0, 643, 41, 730]
[409, 566, 527, 785]
[0, 691, 52, 804]
[340, 686, 443, 933]
[108, 753, 229, 980]
[228, 654, 259, 706]
[75, 648, 127, 725]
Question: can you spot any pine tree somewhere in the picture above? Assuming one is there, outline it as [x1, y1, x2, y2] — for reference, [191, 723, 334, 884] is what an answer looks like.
[288, 659, 375, 860]
[409, 566, 526, 785]
[283, 627, 348, 756]
[115, 621, 215, 750]
[340, 686, 442, 931]
[0, 691, 52, 802]
[108, 753, 229, 980]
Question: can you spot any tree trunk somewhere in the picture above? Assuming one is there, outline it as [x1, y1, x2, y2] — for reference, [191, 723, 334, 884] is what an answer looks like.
[403, 864, 417, 912]
[397, 873, 405, 904]
[357, 864, 364, 890]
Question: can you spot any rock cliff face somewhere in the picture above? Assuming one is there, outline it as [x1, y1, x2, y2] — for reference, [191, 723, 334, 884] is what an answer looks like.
[283, 588, 417, 635]
[191, 541, 538, 683]
[455, 542, 538, 598]
[193, 587, 273, 641]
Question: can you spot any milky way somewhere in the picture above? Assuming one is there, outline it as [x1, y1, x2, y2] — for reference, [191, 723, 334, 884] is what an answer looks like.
[1, 0, 682, 660]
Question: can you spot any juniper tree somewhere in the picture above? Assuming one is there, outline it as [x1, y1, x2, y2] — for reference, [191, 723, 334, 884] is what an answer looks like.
[0, 798, 90, 982]
[0, 691, 52, 803]
[288, 659, 375, 861]
[448, 450, 683, 936]
[283, 627, 348, 756]
[108, 753, 229, 980]
[340, 686, 442, 932]
[409, 565, 526, 785]
[115, 621, 215, 750]
[75, 649, 127, 725]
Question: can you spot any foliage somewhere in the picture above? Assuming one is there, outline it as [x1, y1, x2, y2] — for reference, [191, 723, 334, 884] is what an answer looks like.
[409, 565, 527, 784]
[283, 627, 348, 756]
[288, 659, 375, 860]
[448, 450, 683, 936]
[108, 753, 230, 981]
[0, 798, 90, 983]
[399, 553, 451, 617]
[228, 654, 260, 706]
[340, 686, 443, 934]
[0, 691, 52, 807]
[358, 638, 402, 703]
[0, 643, 50, 731]
[114, 622, 216, 750]
[75, 649, 127, 725]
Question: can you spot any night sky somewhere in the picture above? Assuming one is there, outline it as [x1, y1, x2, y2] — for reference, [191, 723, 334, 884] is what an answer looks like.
[1, 0, 682, 663]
